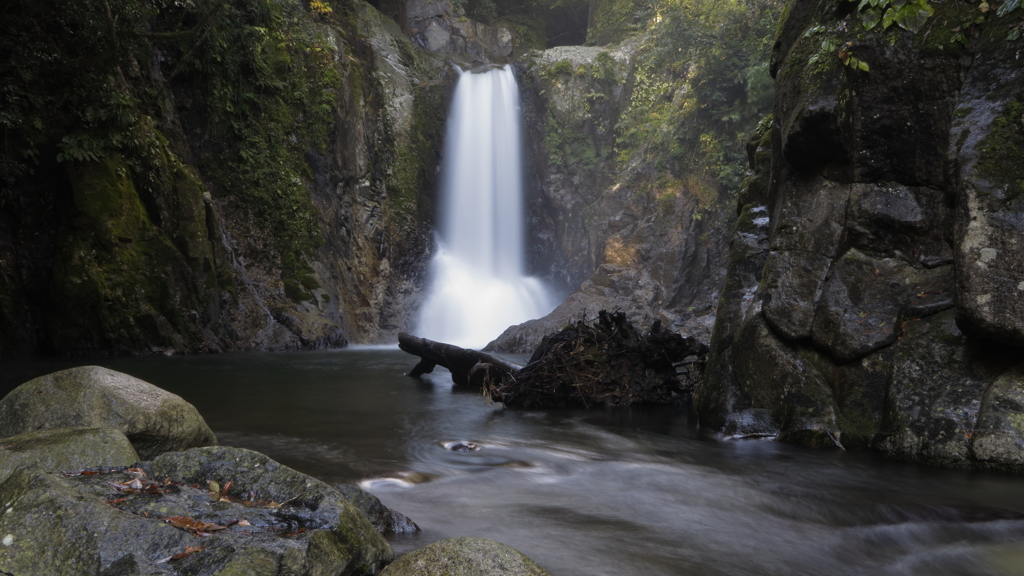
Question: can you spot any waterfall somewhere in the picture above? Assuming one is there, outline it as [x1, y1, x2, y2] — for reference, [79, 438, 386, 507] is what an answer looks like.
[416, 66, 554, 349]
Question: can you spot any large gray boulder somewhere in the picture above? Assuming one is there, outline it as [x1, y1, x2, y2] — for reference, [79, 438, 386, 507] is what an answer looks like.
[380, 537, 550, 576]
[0, 366, 216, 459]
[0, 427, 139, 482]
[0, 446, 394, 576]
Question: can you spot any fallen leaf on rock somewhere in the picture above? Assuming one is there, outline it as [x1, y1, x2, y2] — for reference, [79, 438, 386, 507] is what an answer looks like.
[209, 479, 237, 502]
[107, 498, 127, 505]
[238, 519, 251, 526]
[163, 516, 228, 537]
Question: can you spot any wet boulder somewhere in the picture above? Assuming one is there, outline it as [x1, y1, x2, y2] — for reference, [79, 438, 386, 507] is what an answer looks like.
[0, 366, 216, 459]
[0, 467, 193, 576]
[0, 446, 394, 576]
[379, 537, 551, 576]
[335, 484, 419, 535]
[0, 427, 139, 482]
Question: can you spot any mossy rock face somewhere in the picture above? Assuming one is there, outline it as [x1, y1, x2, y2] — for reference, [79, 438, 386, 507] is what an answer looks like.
[379, 537, 550, 576]
[49, 151, 226, 355]
[0, 427, 139, 483]
[0, 446, 394, 576]
[0, 366, 216, 460]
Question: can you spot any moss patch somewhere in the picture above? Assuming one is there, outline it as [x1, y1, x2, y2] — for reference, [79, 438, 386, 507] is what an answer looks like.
[975, 95, 1024, 205]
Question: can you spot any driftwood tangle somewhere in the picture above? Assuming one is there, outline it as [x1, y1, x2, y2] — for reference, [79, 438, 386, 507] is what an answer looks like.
[400, 311, 709, 408]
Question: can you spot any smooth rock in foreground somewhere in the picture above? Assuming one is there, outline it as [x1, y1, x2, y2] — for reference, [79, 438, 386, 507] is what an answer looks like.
[379, 537, 551, 576]
[0, 366, 216, 459]
[0, 427, 139, 483]
[0, 445, 393, 576]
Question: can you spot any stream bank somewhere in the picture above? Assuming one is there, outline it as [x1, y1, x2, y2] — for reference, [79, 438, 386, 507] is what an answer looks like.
[3, 351, 1024, 575]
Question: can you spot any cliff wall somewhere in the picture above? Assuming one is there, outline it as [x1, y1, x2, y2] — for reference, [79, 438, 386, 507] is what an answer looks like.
[693, 0, 1024, 469]
[0, 0, 453, 355]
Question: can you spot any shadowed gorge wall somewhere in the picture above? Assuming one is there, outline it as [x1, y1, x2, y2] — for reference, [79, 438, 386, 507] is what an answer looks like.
[0, 0, 453, 355]
[693, 0, 1024, 470]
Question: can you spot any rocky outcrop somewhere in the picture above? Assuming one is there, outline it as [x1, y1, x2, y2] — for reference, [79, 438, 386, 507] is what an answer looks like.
[0, 446, 394, 576]
[403, 0, 534, 64]
[0, 366, 216, 459]
[693, 0, 1024, 468]
[379, 537, 551, 576]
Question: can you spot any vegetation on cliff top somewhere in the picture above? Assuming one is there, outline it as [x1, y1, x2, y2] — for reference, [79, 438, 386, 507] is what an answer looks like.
[1, 0, 353, 280]
[615, 0, 780, 201]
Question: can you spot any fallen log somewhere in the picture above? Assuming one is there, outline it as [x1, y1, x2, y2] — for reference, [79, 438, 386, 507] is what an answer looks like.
[397, 333, 521, 386]
[399, 311, 708, 408]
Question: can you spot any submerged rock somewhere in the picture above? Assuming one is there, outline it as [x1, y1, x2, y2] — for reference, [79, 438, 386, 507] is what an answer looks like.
[0, 366, 216, 459]
[379, 537, 551, 576]
[0, 427, 139, 482]
[0, 446, 393, 576]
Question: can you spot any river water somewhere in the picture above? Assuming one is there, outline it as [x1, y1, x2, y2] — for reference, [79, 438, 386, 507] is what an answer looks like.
[3, 349, 1024, 575]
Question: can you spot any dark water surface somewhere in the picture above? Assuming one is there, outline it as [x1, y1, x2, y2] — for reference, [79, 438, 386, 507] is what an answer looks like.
[3, 349, 1024, 575]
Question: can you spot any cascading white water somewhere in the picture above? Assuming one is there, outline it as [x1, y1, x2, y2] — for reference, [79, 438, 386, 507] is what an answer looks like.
[416, 66, 554, 349]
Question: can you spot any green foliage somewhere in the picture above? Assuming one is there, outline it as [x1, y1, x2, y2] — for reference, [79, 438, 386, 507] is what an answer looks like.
[614, 0, 781, 195]
[465, 0, 499, 19]
[160, 0, 344, 261]
[545, 110, 603, 170]
[999, 0, 1024, 40]
[501, 15, 548, 49]
[587, 0, 655, 45]
[0, 0, 152, 201]
[1, 0, 342, 270]
[1000, 0, 1022, 15]
[852, 0, 934, 33]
